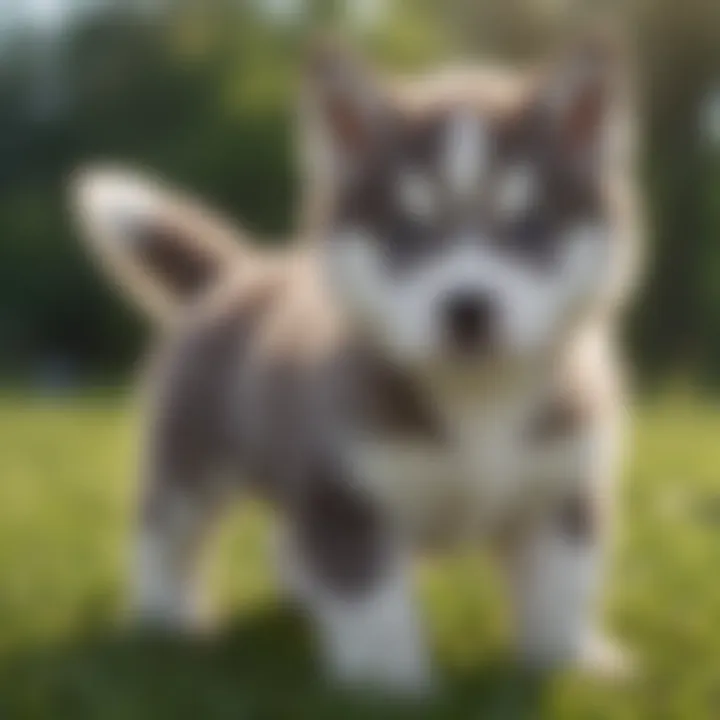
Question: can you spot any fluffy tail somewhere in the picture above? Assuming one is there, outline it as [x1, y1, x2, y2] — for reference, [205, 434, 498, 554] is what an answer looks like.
[70, 166, 251, 322]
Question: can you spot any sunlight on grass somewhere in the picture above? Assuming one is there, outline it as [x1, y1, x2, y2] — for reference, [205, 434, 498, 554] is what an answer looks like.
[0, 393, 719, 718]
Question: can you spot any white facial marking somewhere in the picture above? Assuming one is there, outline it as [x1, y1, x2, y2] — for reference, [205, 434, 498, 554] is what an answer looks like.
[497, 165, 537, 220]
[325, 214, 609, 364]
[397, 169, 437, 222]
[443, 110, 487, 196]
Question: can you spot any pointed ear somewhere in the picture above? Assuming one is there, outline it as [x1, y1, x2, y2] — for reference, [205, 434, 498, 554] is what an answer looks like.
[300, 37, 391, 186]
[536, 31, 627, 171]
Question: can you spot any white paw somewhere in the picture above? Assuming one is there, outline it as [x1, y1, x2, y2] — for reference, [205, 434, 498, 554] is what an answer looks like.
[311, 571, 434, 695]
[579, 635, 637, 680]
[322, 603, 434, 696]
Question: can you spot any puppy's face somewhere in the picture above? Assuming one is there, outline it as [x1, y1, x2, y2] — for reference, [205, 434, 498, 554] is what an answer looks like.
[309, 42, 622, 368]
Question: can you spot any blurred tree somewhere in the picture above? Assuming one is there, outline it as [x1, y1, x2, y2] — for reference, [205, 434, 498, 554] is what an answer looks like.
[628, 0, 720, 382]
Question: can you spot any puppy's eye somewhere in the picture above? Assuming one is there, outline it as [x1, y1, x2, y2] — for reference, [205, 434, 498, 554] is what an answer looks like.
[503, 214, 558, 266]
[396, 170, 438, 223]
[511, 215, 547, 244]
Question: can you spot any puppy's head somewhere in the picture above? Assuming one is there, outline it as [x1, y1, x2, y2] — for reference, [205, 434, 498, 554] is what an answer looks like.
[306, 36, 630, 370]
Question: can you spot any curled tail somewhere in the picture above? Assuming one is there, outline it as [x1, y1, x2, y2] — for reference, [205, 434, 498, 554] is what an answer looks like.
[71, 166, 252, 322]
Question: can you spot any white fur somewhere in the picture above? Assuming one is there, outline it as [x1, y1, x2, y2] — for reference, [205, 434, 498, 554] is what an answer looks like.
[327, 223, 609, 365]
[350, 440, 462, 537]
[443, 110, 487, 195]
[397, 170, 437, 222]
[504, 516, 601, 666]
[350, 390, 536, 539]
[75, 170, 160, 247]
[350, 383, 609, 541]
[497, 164, 537, 220]
[301, 557, 431, 692]
[324, 226, 389, 329]
[132, 491, 216, 628]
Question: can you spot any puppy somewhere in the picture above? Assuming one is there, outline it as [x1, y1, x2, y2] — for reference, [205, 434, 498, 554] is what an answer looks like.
[71, 35, 639, 693]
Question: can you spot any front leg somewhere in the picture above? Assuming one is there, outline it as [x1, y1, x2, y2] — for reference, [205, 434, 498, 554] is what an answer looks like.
[286, 468, 432, 695]
[503, 492, 627, 675]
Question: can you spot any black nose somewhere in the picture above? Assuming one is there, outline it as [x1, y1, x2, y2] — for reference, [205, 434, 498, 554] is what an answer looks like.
[443, 292, 497, 353]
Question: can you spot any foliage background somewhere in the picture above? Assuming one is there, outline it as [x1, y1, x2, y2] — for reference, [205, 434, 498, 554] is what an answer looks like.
[0, 0, 718, 387]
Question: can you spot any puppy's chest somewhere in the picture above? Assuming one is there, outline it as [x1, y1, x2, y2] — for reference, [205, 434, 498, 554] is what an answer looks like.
[348, 387, 599, 543]
[350, 412, 535, 539]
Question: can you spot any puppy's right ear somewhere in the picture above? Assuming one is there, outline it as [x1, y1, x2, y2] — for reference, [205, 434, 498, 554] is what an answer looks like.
[70, 167, 246, 322]
[299, 37, 392, 189]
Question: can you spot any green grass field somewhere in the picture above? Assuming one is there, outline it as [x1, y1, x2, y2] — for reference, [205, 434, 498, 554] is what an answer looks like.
[0, 394, 719, 719]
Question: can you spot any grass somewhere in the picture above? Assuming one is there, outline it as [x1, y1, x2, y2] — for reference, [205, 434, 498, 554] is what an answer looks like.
[0, 393, 719, 718]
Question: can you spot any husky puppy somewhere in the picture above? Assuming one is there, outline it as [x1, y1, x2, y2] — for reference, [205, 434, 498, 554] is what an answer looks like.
[71, 35, 639, 692]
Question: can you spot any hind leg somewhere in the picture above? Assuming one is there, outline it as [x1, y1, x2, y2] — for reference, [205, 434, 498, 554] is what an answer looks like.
[132, 476, 226, 630]
[130, 384, 234, 630]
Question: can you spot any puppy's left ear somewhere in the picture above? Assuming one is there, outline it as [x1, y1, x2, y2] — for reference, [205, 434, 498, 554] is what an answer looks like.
[299, 36, 392, 188]
[536, 30, 629, 172]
